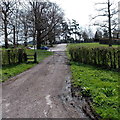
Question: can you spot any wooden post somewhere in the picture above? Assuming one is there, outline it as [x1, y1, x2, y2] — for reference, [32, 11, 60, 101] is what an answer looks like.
[23, 53, 27, 62]
[34, 52, 37, 63]
[118, 50, 120, 70]
[8, 50, 10, 65]
[109, 51, 113, 68]
[113, 50, 116, 69]
[18, 49, 22, 63]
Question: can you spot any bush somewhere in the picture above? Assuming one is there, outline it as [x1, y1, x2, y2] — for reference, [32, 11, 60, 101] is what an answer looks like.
[68, 45, 120, 70]
[2, 48, 26, 66]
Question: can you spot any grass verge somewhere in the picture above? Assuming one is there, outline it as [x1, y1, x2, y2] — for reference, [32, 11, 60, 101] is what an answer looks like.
[70, 62, 119, 119]
[68, 42, 120, 48]
[2, 49, 53, 82]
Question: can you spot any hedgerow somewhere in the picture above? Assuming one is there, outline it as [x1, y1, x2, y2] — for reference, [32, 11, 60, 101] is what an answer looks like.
[2, 49, 26, 65]
[68, 45, 120, 70]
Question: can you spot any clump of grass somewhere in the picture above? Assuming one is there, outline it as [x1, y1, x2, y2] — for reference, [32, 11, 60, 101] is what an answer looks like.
[2, 63, 35, 82]
[70, 62, 119, 119]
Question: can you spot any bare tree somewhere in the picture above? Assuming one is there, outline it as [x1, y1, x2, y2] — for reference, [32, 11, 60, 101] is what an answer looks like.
[18, 10, 31, 46]
[0, 0, 16, 48]
[91, 0, 118, 46]
[29, 0, 64, 48]
[0, 0, 65, 48]
[61, 21, 71, 42]
[47, 2, 64, 46]
[94, 29, 103, 42]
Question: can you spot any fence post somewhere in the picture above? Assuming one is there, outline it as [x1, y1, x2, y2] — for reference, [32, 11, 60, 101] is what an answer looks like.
[23, 53, 27, 62]
[94, 49, 97, 65]
[118, 50, 120, 70]
[18, 49, 22, 63]
[113, 50, 116, 69]
[109, 51, 113, 68]
[34, 52, 37, 63]
[8, 50, 11, 65]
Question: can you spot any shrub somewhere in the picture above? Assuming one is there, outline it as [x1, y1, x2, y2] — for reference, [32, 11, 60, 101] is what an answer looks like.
[68, 45, 120, 70]
[2, 48, 26, 66]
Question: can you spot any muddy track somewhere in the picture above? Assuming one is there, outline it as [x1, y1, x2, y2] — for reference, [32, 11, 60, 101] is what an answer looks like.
[2, 44, 90, 119]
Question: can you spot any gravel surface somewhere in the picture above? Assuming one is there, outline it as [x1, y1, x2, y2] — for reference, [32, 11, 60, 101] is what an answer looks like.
[2, 44, 89, 118]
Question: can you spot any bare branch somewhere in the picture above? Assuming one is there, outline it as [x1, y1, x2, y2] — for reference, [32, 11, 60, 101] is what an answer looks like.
[95, 2, 107, 5]
[92, 14, 108, 20]
[93, 23, 109, 28]
[95, 8, 107, 11]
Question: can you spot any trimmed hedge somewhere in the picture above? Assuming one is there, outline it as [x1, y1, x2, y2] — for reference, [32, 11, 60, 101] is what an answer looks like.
[2, 49, 26, 65]
[68, 46, 120, 70]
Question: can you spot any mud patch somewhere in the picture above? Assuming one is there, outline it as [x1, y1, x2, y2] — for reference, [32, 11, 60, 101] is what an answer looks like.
[60, 74, 102, 120]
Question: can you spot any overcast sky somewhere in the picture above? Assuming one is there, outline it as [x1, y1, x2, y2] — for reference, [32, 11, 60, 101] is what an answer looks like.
[50, 0, 119, 29]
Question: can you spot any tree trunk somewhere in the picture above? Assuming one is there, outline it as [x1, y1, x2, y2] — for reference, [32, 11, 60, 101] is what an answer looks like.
[33, 31, 36, 49]
[13, 25, 16, 48]
[24, 34, 28, 47]
[4, 19, 8, 48]
[37, 30, 42, 49]
[16, 30, 19, 47]
[108, 0, 112, 47]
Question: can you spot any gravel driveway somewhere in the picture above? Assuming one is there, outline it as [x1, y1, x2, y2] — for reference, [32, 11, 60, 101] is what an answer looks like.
[2, 44, 89, 118]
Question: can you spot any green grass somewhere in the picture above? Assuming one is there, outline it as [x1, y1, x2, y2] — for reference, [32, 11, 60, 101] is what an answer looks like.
[2, 49, 53, 82]
[2, 63, 36, 81]
[70, 62, 119, 119]
[26, 49, 53, 62]
[68, 42, 120, 48]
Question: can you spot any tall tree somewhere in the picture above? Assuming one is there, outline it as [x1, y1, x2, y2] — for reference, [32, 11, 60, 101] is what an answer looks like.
[61, 21, 71, 42]
[19, 10, 31, 46]
[70, 19, 81, 42]
[103, 29, 109, 38]
[0, 0, 65, 48]
[82, 31, 89, 42]
[0, 0, 16, 48]
[91, 0, 118, 46]
[29, 0, 64, 49]
[94, 29, 102, 42]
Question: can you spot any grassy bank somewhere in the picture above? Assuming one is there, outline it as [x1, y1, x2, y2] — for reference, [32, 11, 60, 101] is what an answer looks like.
[70, 62, 119, 119]
[2, 49, 53, 82]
